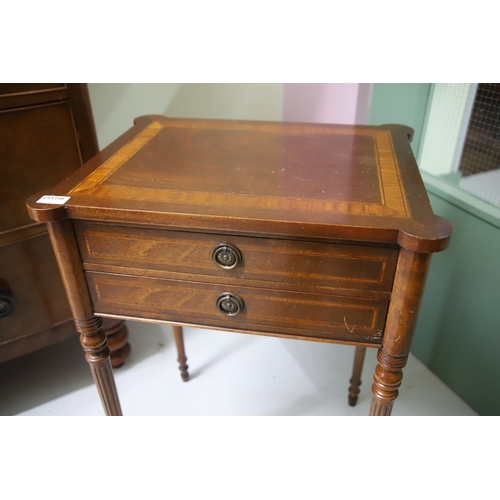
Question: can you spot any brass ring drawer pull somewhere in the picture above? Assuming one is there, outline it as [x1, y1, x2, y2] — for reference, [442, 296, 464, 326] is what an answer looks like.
[0, 287, 16, 318]
[216, 292, 244, 316]
[211, 243, 242, 270]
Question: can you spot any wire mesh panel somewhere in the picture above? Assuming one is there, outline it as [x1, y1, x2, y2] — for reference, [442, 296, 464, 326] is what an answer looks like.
[419, 83, 500, 206]
[419, 84, 475, 176]
[457, 84, 500, 205]
[460, 84, 500, 176]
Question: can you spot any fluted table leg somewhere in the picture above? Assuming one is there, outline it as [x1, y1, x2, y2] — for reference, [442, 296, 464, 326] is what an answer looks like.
[369, 248, 432, 416]
[76, 316, 122, 416]
[47, 220, 123, 416]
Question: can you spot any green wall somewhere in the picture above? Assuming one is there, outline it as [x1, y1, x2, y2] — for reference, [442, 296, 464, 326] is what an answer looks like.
[368, 83, 431, 155]
[88, 84, 283, 150]
[369, 83, 500, 415]
[412, 182, 500, 415]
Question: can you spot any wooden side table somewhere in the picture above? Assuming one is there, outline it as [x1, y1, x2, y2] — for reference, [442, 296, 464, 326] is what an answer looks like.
[27, 116, 452, 416]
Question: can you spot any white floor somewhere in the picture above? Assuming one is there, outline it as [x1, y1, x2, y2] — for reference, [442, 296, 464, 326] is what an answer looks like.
[0, 321, 477, 416]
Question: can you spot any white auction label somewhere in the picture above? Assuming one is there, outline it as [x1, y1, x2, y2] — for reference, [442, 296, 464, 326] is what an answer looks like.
[36, 195, 71, 204]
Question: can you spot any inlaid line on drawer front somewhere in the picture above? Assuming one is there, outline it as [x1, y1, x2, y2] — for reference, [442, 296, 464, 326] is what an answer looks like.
[86, 272, 388, 343]
[75, 223, 398, 292]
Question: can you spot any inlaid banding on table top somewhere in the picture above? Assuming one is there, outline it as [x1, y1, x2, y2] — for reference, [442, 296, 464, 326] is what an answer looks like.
[67, 120, 411, 219]
[75, 224, 398, 289]
[73, 186, 407, 219]
[374, 129, 411, 218]
[69, 121, 164, 195]
[87, 273, 387, 335]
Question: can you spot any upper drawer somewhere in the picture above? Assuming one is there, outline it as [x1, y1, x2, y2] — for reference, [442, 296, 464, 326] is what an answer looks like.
[75, 223, 398, 294]
[0, 84, 68, 110]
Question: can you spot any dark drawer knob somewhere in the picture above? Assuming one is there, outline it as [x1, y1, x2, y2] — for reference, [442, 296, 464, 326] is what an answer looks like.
[212, 243, 242, 270]
[0, 288, 16, 318]
[216, 293, 244, 316]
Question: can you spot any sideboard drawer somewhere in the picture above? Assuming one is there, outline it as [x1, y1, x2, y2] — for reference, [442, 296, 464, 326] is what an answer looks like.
[0, 84, 68, 110]
[86, 271, 387, 345]
[0, 234, 71, 349]
[76, 223, 398, 293]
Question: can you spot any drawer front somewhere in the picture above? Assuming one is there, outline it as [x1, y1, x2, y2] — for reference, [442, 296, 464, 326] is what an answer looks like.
[87, 272, 387, 345]
[0, 102, 83, 232]
[0, 84, 68, 110]
[0, 83, 65, 97]
[76, 224, 398, 293]
[0, 234, 72, 345]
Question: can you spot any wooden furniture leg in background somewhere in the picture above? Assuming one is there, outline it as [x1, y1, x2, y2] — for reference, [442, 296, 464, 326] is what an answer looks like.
[47, 219, 122, 415]
[370, 249, 432, 416]
[172, 325, 189, 382]
[348, 346, 366, 406]
[103, 318, 131, 368]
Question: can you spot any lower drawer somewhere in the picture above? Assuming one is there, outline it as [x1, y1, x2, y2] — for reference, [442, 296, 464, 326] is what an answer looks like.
[86, 272, 387, 345]
[0, 233, 72, 347]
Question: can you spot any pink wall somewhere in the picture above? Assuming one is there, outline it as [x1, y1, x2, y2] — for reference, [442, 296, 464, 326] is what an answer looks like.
[283, 83, 372, 125]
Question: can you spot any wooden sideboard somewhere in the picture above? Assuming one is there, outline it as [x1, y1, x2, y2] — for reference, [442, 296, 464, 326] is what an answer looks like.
[27, 115, 452, 415]
[0, 84, 130, 367]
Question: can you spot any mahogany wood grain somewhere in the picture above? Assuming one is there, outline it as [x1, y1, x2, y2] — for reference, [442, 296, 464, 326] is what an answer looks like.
[86, 271, 389, 345]
[27, 115, 453, 416]
[28, 116, 452, 252]
[75, 223, 398, 294]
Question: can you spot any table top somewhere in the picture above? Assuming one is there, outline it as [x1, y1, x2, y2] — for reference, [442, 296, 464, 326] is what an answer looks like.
[27, 115, 452, 252]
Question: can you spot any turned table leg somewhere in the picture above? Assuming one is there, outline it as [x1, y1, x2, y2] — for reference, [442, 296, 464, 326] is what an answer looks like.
[370, 349, 408, 416]
[77, 316, 122, 415]
[348, 346, 366, 406]
[172, 325, 189, 382]
[47, 220, 122, 416]
[369, 248, 432, 416]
